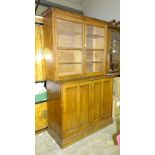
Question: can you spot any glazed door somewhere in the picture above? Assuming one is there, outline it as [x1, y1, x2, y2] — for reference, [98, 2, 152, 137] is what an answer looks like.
[35, 24, 45, 81]
[108, 30, 120, 73]
[85, 18, 108, 77]
[55, 15, 84, 80]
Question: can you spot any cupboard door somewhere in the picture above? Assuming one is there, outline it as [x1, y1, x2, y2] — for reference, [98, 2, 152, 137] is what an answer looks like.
[92, 80, 103, 124]
[62, 82, 91, 137]
[63, 84, 79, 138]
[101, 79, 113, 119]
[56, 18, 84, 78]
[92, 78, 113, 125]
[108, 30, 120, 73]
[85, 19, 107, 76]
[35, 24, 45, 81]
[78, 82, 91, 131]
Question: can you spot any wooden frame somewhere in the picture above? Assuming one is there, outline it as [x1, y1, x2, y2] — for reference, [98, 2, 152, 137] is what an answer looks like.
[84, 17, 108, 77]
[35, 16, 46, 81]
[43, 8, 110, 81]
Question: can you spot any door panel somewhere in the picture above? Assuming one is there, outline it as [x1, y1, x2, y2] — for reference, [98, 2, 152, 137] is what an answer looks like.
[92, 80, 102, 124]
[92, 79, 113, 125]
[78, 83, 91, 130]
[101, 79, 113, 119]
[63, 85, 79, 137]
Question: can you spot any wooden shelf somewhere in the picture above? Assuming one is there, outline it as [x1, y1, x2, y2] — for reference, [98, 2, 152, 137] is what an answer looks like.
[86, 49, 104, 51]
[86, 61, 103, 63]
[58, 30, 82, 36]
[59, 62, 82, 64]
[87, 34, 104, 39]
[58, 47, 83, 50]
[109, 51, 119, 54]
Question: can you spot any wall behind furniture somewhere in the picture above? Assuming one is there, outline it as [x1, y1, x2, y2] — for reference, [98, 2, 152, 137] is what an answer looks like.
[82, 0, 120, 21]
[45, 0, 82, 11]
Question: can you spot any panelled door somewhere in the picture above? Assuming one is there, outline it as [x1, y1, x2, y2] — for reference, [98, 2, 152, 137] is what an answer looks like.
[78, 82, 91, 131]
[62, 83, 79, 138]
[101, 78, 113, 119]
[92, 78, 113, 125]
[92, 79, 103, 124]
[62, 81, 91, 138]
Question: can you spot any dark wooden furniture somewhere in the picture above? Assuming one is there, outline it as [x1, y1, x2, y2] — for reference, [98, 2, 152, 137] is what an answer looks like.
[107, 25, 120, 74]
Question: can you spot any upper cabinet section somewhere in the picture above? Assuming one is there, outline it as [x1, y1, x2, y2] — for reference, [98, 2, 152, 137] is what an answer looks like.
[43, 8, 109, 81]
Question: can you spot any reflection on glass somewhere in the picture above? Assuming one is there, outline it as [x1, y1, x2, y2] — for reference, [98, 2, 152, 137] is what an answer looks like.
[109, 30, 120, 73]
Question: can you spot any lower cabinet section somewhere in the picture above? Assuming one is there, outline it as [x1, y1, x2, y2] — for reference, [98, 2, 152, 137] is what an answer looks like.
[35, 102, 48, 131]
[47, 78, 113, 148]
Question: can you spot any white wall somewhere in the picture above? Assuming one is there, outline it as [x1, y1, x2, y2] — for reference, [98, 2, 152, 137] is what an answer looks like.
[82, 0, 120, 21]
[46, 0, 83, 11]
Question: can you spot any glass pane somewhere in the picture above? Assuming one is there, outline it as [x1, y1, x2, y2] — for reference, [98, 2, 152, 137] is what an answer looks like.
[86, 63, 104, 73]
[87, 25, 104, 36]
[86, 51, 104, 62]
[86, 25, 104, 50]
[58, 64, 82, 76]
[57, 34, 82, 49]
[111, 31, 120, 41]
[57, 19, 82, 33]
[109, 30, 120, 73]
[109, 53, 120, 73]
[87, 37, 104, 49]
[57, 19, 82, 49]
[58, 50, 82, 63]
[110, 31, 120, 49]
